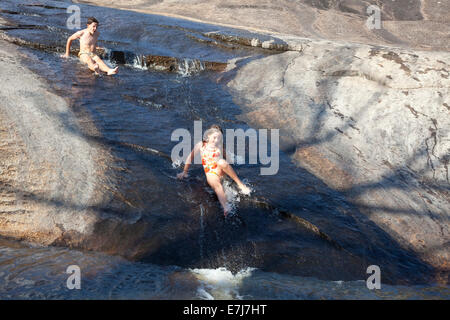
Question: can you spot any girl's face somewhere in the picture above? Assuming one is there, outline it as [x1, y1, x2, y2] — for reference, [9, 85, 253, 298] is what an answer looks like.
[207, 131, 222, 146]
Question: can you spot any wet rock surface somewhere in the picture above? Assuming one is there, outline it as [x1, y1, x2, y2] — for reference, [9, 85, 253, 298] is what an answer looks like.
[0, 39, 365, 283]
[0, 32, 228, 74]
[0, 1, 449, 286]
[0, 41, 107, 246]
[75, 0, 450, 51]
[0, 40, 193, 261]
[226, 40, 450, 281]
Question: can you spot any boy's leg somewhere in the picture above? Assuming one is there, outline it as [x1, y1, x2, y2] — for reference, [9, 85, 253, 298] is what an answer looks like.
[80, 55, 100, 73]
[93, 56, 118, 75]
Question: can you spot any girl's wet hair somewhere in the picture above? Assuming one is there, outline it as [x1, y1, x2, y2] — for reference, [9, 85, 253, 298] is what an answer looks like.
[203, 127, 223, 143]
[87, 17, 99, 26]
[209, 124, 223, 134]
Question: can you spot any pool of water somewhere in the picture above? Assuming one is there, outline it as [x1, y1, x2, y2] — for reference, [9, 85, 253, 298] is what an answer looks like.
[1, 238, 448, 300]
[0, 0, 448, 299]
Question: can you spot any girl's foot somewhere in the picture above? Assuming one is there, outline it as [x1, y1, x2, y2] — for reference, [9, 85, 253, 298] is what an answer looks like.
[107, 67, 119, 75]
[238, 184, 251, 195]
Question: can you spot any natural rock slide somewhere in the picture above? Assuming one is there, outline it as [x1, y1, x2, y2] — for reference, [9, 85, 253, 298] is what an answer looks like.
[0, 37, 358, 280]
[0, 0, 449, 284]
[0, 40, 340, 258]
[0, 31, 228, 74]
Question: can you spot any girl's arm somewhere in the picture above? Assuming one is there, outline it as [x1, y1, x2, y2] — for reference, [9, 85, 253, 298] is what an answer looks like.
[177, 142, 202, 179]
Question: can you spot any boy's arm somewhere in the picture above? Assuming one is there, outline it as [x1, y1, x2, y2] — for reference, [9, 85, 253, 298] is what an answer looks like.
[61, 30, 83, 58]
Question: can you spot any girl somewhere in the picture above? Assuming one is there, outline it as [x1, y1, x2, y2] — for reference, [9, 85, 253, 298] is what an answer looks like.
[177, 125, 251, 216]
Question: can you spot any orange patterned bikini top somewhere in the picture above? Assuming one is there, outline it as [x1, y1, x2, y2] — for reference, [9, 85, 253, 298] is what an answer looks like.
[201, 143, 221, 176]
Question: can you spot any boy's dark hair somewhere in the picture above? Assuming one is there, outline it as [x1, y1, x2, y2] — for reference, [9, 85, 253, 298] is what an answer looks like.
[87, 17, 99, 26]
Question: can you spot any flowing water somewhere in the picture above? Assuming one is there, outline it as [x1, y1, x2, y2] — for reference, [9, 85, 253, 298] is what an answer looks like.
[0, 0, 448, 299]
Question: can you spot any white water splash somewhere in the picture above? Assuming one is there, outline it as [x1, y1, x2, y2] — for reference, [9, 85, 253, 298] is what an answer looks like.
[177, 58, 205, 77]
[103, 48, 111, 61]
[171, 159, 182, 169]
[222, 179, 240, 216]
[197, 287, 214, 300]
[130, 55, 148, 70]
[190, 267, 256, 300]
[101, 48, 119, 70]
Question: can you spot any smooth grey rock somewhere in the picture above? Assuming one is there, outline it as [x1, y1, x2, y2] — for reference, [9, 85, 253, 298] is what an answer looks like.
[227, 39, 450, 275]
[0, 41, 126, 251]
[75, 0, 450, 51]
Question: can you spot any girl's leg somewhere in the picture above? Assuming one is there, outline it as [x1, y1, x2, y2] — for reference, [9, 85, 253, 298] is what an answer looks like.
[93, 56, 118, 75]
[206, 174, 229, 215]
[217, 159, 251, 194]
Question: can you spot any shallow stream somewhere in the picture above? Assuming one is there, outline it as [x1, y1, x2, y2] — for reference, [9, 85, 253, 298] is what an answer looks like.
[0, 0, 448, 299]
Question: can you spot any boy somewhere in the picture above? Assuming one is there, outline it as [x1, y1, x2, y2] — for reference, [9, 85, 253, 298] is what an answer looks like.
[61, 17, 118, 75]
